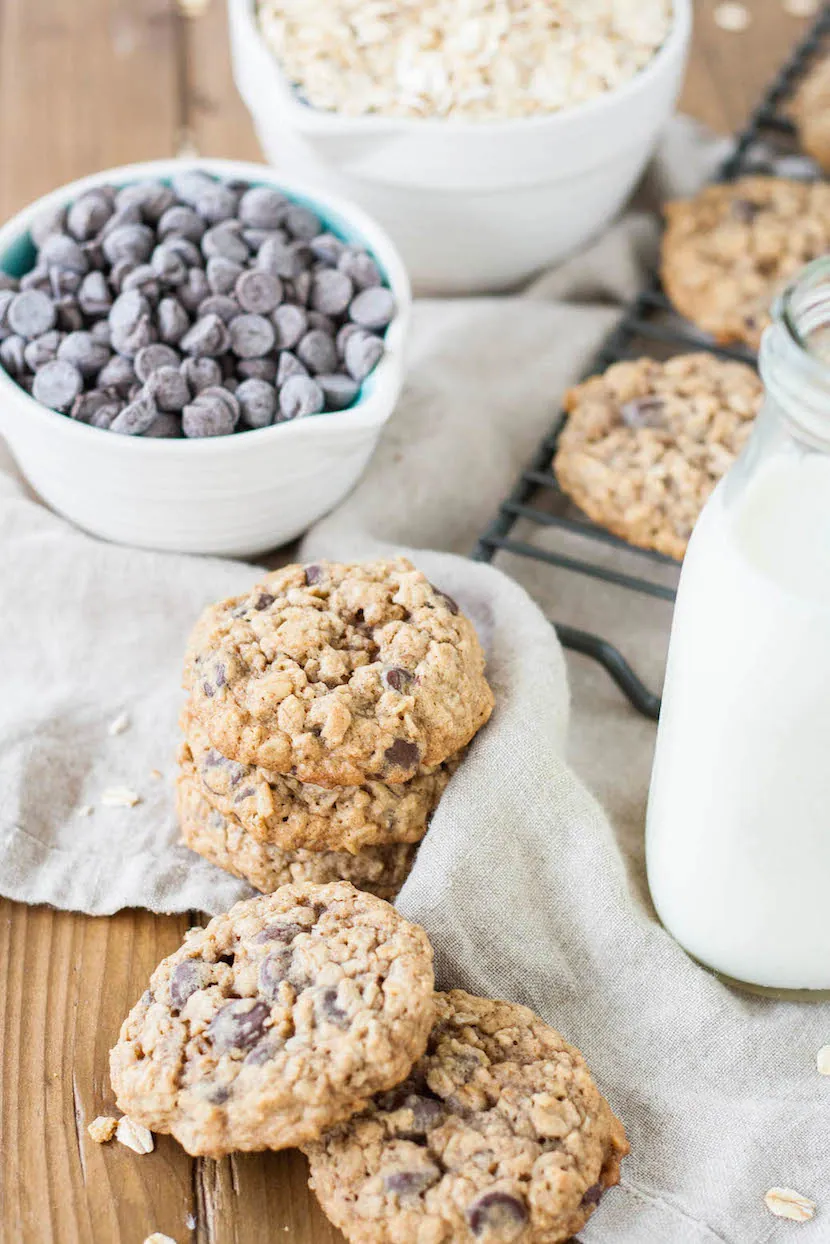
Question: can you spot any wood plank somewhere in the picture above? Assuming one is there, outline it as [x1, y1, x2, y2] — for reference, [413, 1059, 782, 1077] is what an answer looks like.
[680, 0, 814, 134]
[195, 1149, 344, 1244]
[0, 904, 193, 1244]
[180, 0, 260, 160]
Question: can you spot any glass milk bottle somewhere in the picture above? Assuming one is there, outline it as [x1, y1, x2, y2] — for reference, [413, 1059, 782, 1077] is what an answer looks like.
[646, 256, 830, 997]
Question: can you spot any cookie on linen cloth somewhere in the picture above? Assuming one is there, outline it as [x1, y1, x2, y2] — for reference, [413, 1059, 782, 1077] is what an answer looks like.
[661, 176, 830, 348]
[304, 989, 629, 1244]
[180, 705, 458, 853]
[109, 882, 434, 1156]
[184, 558, 493, 786]
[793, 56, 830, 173]
[554, 353, 761, 559]
[176, 758, 418, 900]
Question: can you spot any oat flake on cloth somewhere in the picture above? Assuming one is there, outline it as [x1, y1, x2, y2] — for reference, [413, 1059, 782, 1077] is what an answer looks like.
[1, 119, 827, 1242]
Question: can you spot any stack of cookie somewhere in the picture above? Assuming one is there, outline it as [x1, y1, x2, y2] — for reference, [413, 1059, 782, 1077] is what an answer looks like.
[177, 557, 494, 900]
[110, 881, 629, 1242]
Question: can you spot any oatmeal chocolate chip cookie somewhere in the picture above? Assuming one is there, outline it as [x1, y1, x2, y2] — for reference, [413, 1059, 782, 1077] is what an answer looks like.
[176, 757, 417, 900]
[304, 989, 629, 1244]
[180, 705, 457, 854]
[661, 176, 830, 348]
[110, 882, 434, 1156]
[184, 558, 493, 786]
[555, 354, 761, 559]
[793, 56, 830, 174]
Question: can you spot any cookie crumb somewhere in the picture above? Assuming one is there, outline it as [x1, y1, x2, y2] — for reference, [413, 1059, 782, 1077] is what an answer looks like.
[149, 768, 163, 780]
[184, 1215, 196, 1231]
[764, 1187, 816, 1222]
[714, 2, 750, 30]
[87, 1115, 118, 1143]
[108, 712, 130, 736]
[783, 0, 819, 14]
[77, 804, 94, 818]
[101, 786, 142, 808]
[816, 1045, 830, 1075]
[144, 1235, 177, 1244]
[116, 1115, 155, 1154]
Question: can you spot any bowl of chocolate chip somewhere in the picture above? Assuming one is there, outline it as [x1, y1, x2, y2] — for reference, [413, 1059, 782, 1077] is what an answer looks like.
[0, 158, 409, 556]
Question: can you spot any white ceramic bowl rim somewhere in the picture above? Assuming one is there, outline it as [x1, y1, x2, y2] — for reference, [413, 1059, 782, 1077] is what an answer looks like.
[243, 0, 692, 136]
[0, 157, 411, 456]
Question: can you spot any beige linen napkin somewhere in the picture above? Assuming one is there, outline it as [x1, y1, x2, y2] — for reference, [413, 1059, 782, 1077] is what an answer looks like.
[3, 119, 828, 1242]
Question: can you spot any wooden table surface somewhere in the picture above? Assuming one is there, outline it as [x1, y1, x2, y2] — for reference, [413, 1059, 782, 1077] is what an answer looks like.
[0, 2, 818, 1241]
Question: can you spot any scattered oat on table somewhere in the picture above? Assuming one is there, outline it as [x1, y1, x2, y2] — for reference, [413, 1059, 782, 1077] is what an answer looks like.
[77, 804, 93, 818]
[87, 1115, 118, 1143]
[816, 1045, 830, 1075]
[783, 0, 819, 15]
[257, 0, 673, 120]
[144, 1235, 177, 1244]
[176, 0, 209, 15]
[184, 1216, 196, 1232]
[116, 1115, 155, 1154]
[149, 768, 163, 780]
[108, 712, 130, 736]
[100, 786, 142, 808]
[764, 1188, 816, 1223]
[714, 2, 750, 31]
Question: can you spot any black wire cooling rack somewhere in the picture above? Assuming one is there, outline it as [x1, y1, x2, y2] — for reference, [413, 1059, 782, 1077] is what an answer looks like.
[473, 5, 830, 720]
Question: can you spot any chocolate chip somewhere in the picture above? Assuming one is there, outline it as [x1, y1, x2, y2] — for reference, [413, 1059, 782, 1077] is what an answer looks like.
[239, 186, 286, 230]
[134, 343, 181, 383]
[254, 920, 307, 944]
[257, 236, 306, 280]
[39, 233, 89, 274]
[23, 330, 63, 371]
[194, 182, 239, 225]
[383, 667, 414, 693]
[109, 393, 158, 435]
[237, 356, 277, 383]
[115, 180, 176, 222]
[434, 588, 459, 614]
[206, 256, 244, 297]
[169, 959, 207, 1011]
[317, 372, 358, 411]
[199, 294, 240, 324]
[102, 223, 155, 267]
[78, 270, 112, 317]
[207, 999, 270, 1053]
[309, 232, 344, 266]
[181, 356, 222, 393]
[304, 564, 324, 586]
[310, 268, 353, 316]
[384, 739, 421, 772]
[31, 359, 83, 411]
[109, 289, 150, 336]
[144, 412, 181, 438]
[97, 354, 136, 395]
[581, 1183, 604, 1207]
[202, 222, 248, 265]
[350, 286, 395, 330]
[7, 289, 56, 339]
[276, 350, 307, 386]
[171, 170, 217, 208]
[619, 396, 666, 429]
[178, 267, 211, 313]
[228, 313, 275, 359]
[180, 313, 230, 358]
[399, 1094, 444, 1136]
[158, 203, 206, 243]
[297, 328, 336, 375]
[145, 365, 189, 412]
[383, 1166, 441, 1199]
[66, 191, 114, 242]
[279, 374, 324, 419]
[258, 949, 293, 1001]
[732, 198, 761, 224]
[314, 986, 349, 1028]
[56, 331, 110, 378]
[467, 1191, 528, 1237]
[235, 268, 282, 315]
[338, 247, 382, 289]
[182, 392, 236, 437]
[283, 204, 322, 241]
[344, 329, 384, 382]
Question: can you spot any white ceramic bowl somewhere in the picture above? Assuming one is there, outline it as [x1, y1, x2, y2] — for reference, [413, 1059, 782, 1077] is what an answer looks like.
[230, 0, 692, 295]
[0, 157, 410, 557]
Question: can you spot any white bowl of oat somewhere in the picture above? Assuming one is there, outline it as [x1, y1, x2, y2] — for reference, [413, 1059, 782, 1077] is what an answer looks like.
[229, 0, 691, 295]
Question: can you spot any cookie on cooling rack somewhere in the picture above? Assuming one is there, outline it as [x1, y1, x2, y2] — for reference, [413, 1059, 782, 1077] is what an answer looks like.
[661, 176, 830, 348]
[553, 353, 762, 559]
